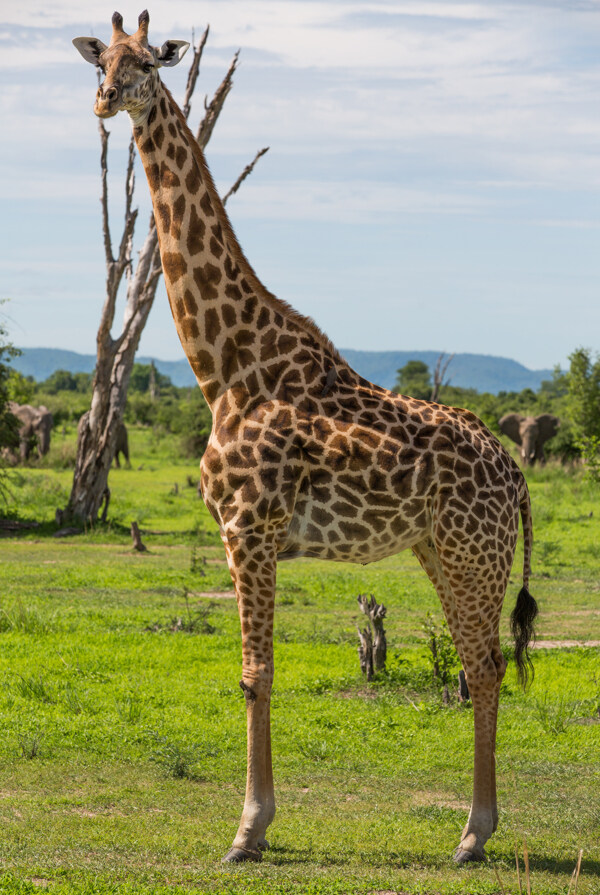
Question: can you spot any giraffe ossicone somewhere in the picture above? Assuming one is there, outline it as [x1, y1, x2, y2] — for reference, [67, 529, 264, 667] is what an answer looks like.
[73, 11, 538, 866]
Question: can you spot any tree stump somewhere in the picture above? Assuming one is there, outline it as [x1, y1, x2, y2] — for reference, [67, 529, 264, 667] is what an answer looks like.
[356, 624, 374, 680]
[356, 594, 387, 678]
[131, 521, 147, 552]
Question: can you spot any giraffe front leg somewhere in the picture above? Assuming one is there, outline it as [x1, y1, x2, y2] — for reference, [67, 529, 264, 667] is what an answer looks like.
[222, 536, 276, 864]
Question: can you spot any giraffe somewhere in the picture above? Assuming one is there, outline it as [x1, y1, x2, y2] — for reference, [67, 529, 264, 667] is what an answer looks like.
[73, 11, 538, 866]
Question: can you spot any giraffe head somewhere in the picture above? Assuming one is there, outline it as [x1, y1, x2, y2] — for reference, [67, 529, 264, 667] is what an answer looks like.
[73, 10, 189, 123]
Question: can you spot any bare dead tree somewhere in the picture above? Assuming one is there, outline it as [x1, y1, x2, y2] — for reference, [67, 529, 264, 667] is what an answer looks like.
[59, 26, 268, 526]
[430, 352, 455, 403]
[222, 147, 270, 204]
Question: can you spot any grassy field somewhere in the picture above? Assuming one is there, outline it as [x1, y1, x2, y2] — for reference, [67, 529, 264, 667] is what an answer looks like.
[0, 427, 599, 894]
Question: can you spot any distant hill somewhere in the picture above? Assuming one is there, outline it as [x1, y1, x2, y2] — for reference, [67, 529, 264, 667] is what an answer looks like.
[340, 350, 554, 395]
[11, 347, 554, 395]
[9, 348, 200, 388]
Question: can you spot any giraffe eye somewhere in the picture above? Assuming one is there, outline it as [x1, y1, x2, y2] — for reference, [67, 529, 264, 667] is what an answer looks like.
[142, 62, 154, 73]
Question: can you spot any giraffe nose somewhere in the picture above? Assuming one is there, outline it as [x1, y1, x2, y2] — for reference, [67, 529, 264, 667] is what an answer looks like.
[102, 85, 119, 103]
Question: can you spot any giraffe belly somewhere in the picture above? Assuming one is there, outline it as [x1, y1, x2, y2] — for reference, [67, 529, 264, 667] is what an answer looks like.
[277, 495, 430, 564]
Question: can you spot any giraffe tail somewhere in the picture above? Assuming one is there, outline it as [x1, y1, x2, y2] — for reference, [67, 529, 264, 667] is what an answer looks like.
[510, 482, 538, 689]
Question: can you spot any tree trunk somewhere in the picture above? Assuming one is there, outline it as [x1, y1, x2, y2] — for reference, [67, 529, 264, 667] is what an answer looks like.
[59, 26, 268, 526]
[62, 285, 155, 525]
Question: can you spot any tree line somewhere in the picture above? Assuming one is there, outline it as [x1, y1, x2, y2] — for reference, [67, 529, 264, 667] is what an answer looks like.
[3, 346, 600, 469]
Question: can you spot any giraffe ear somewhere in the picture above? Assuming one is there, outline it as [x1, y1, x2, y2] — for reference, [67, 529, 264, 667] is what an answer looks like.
[72, 37, 108, 65]
[155, 40, 190, 67]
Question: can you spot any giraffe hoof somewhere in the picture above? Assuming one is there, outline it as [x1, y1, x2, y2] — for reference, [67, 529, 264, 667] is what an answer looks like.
[222, 846, 262, 864]
[453, 844, 486, 865]
[453, 830, 487, 864]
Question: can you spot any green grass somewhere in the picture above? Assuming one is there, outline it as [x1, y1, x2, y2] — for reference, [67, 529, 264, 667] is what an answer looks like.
[0, 435, 598, 893]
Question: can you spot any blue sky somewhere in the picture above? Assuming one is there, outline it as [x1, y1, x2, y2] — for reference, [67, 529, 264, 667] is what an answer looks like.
[1, 0, 600, 371]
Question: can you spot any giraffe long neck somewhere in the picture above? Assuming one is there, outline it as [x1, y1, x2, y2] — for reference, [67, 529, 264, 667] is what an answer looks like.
[133, 82, 341, 410]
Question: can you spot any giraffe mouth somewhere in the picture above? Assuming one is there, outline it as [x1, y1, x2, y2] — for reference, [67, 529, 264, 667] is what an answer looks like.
[94, 101, 119, 119]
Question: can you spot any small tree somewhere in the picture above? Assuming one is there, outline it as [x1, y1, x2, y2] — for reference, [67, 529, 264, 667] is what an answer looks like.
[566, 347, 600, 480]
[0, 309, 20, 497]
[6, 370, 35, 406]
[41, 370, 80, 394]
[393, 360, 431, 400]
[423, 613, 459, 705]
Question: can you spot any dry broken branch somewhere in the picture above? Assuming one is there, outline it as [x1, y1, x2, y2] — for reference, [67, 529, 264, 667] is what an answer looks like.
[116, 136, 138, 276]
[430, 352, 455, 402]
[182, 25, 209, 120]
[99, 119, 113, 268]
[197, 50, 239, 149]
[223, 146, 270, 205]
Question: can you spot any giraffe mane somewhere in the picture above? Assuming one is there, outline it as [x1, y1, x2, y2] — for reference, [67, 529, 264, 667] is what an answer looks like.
[162, 85, 345, 367]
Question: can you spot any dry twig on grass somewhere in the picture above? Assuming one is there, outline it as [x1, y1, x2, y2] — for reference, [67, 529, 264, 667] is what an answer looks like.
[568, 848, 584, 895]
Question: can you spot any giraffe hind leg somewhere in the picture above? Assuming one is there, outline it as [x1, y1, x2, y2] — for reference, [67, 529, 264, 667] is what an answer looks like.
[412, 538, 507, 863]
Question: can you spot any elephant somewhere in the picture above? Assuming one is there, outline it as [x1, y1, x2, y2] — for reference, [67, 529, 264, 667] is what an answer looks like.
[498, 412, 560, 466]
[8, 402, 53, 462]
[114, 421, 130, 469]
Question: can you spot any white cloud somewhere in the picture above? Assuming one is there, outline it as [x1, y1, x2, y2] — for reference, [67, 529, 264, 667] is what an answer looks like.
[227, 178, 493, 223]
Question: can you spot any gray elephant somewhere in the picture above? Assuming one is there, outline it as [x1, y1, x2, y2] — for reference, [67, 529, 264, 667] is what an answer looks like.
[498, 413, 560, 466]
[114, 421, 130, 469]
[8, 402, 53, 462]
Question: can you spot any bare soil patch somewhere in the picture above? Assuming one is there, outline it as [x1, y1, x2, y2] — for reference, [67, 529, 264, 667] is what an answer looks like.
[411, 790, 469, 812]
[533, 640, 600, 648]
[189, 590, 235, 599]
[544, 609, 600, 617]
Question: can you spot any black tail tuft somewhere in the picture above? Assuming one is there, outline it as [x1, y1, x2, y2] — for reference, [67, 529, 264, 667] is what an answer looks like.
[510, 586, 538, 689]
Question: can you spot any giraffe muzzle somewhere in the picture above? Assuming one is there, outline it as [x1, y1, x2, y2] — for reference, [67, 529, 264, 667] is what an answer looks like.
[94, 83, 121, 118]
